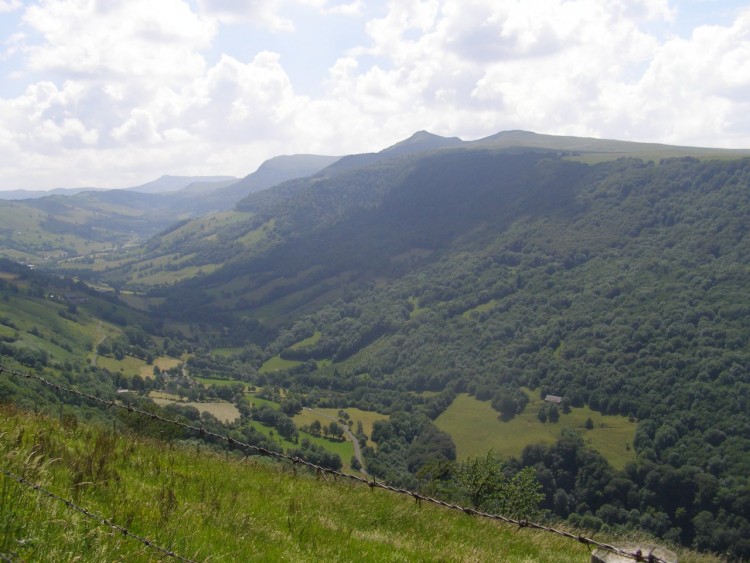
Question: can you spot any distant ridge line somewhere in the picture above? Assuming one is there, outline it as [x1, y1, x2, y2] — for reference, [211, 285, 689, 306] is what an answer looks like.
[0, 364, 671, 563]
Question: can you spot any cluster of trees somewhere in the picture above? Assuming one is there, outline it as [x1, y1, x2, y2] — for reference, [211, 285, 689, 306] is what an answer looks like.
[299, 419, 345, 440]
[516, 429, 750, 559]
[250, 404, 298, 441]
[289, 439, 343, 471]
[361, 412, 456, 487]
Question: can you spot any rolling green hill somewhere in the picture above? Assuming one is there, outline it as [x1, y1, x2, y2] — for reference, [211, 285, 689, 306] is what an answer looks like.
[0, 155, 338, 267]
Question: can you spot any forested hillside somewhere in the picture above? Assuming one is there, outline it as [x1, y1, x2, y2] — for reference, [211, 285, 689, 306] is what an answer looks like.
[2, 133, 750, 559]
[142, 151, 750, 558]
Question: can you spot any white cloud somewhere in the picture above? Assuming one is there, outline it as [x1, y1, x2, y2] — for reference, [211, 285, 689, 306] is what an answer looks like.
[0, 0, 21, 13]
[196, 0, 294, 31]
[22, 0, 214, 81]
[327, 0, 749, 147]
[322, 1, 364, 15]
[0, 0, 749, 190]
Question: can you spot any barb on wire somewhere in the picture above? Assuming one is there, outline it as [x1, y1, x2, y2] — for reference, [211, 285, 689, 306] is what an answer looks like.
[0, 364, 666, 563]
[0, 466, 197, 563]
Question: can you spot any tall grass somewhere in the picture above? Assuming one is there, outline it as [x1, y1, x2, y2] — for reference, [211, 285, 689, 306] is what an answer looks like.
[0, 405, 715, 562]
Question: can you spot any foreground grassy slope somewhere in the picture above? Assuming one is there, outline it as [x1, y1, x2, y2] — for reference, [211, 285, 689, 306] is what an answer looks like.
[0, 405, 711, 562]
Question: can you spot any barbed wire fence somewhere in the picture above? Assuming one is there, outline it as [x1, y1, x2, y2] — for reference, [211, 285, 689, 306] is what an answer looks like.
[0, 364, 669, 563]
[0, 467, 197, 563]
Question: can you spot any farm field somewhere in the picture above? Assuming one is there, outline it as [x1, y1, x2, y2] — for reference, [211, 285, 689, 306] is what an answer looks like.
[97, 354, 148, 377]
[138, 356, 182, 378]
[259, 355, 303, 373]
[150, 397, 240, 423]
[193, 375, 252, 390]
[435, 393, 636, 470]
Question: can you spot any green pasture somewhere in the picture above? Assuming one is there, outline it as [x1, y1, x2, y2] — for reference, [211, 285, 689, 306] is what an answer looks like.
[193, 376, 252, 390]
[139, 356, 181, 378]
[210, 347, 243, 357]
[151, 397, 240, 423]
[97, 355, 149, 377]
[435, 393, 636, 470]
[246, 394, 280, 409]
[302, 431, 354, 469]
[289, 330, 321, 350]
[259, 355, 303, 373]
[0, 295, 97, 356]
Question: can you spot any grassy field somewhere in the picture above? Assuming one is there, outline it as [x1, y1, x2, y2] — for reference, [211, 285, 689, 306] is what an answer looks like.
[149, 390, 184, 401]
[150, 397, 240, 423]
[435, 392, 636, 469]
[193, 375, 252, 390]
[289, 330, 322, 350]
[0, 405, 713, 562]
[137, 356, 181, 378]
[245, 394, 281, 409]
[97, 354, 149, 377]
[210, 347, 243, 357]
[259, 354, 303, 373]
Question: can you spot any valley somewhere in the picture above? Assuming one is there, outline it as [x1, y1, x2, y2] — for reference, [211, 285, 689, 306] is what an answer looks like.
[1, 131, 750, 559]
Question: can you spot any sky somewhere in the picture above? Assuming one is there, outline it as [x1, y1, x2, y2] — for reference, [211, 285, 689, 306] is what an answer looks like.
[1, 0, 749, 190]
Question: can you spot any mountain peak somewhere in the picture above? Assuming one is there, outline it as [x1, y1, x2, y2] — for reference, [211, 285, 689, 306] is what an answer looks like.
[381, 130, 464, 156]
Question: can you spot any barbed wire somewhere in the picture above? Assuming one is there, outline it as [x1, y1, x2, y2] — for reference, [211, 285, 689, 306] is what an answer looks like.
[0, 364, 668, 563]
[0, 466, 197, 563]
